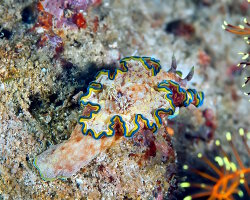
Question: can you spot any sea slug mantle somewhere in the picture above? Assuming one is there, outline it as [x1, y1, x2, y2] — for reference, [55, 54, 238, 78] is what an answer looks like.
[34, 56, 204, 181]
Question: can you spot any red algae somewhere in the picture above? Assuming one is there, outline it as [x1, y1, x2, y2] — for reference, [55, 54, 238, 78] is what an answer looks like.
[72, 13, 87, 29]
[92, 16, 99, 33]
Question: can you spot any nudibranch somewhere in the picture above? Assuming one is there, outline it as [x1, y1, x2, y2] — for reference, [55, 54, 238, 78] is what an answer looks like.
[34, 56, 204, 181]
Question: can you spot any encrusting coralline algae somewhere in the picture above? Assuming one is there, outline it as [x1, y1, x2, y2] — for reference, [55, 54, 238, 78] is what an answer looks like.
[34, 56, 204, 181]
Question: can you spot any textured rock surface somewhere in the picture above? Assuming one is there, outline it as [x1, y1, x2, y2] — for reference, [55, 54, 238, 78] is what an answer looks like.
[0, 0, 249, 199]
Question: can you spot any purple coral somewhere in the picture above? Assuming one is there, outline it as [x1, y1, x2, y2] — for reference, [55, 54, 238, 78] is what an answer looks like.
[41, 0, 93, 16]
[40, 0, 96, 28]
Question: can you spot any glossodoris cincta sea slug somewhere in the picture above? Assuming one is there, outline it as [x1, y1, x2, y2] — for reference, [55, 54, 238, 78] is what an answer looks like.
[34, 56, 204, 181]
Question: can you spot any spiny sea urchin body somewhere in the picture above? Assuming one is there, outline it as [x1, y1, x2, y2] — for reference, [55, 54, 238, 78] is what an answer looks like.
[180, 129, 250, 200]
[222, 9, 250, 98]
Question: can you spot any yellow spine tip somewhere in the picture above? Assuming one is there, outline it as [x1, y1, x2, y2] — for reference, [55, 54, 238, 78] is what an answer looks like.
[238, 190, 244, 198]
[230, 162, 237, 172]
[223, 157, 231, 171]
[197, 153, 202, 158]
[244, 18, 248, 24]
[184, 196, 192, 200]
[239, 25, 245, 29]
[215, 156, 224, 167]
[215, 139, 220, 146]
[239, 128, 245, 136]
[180, 182, 191, 188]
[246, 132, 250, 140]
[221, 25, 226, 30]
[240, 179, 245, 184]
[226, 132, 231, 141]
[224, 21, 228, 25]
[242, 54, 249, 60]
[183, 165, 189, 170]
